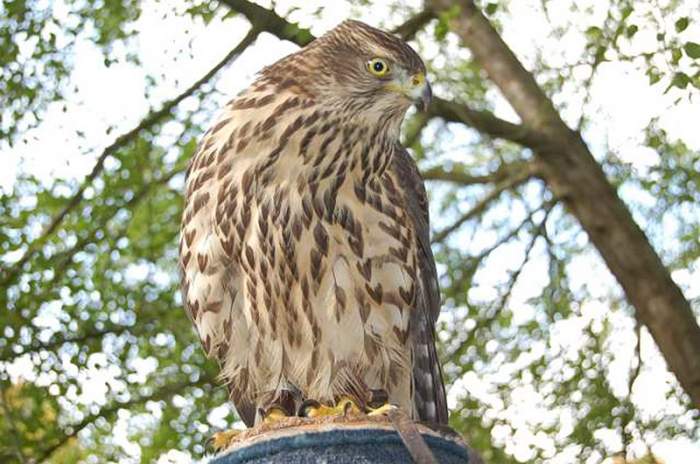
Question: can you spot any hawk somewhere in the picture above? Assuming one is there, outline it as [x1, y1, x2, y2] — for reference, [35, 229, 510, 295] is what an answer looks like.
[180, 20, 448, 431]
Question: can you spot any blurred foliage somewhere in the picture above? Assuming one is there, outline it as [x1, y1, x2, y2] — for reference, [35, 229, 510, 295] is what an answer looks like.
[1, 0, 699, 462]
[0, 0, 144, 141]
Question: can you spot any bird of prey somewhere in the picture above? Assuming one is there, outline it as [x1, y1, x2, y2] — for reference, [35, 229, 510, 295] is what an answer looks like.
[179, 19, 448, 436]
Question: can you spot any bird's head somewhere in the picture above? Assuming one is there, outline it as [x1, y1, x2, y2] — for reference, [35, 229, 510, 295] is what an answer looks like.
[268, 20, 431, 134]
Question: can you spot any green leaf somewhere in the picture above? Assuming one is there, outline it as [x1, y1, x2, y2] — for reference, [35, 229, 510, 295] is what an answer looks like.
[586, 26, 603, 40]
[435, 6, 461, 41]
[647, 69, 661, 85]
[434, 18, 448, 41]
[675, 17, 689, 33]
[683, 41, 700, 59]
[692, 76, 700, 90]
[671, 47, 682, 64]
[667, 72, 690, 92]
[485, 2, 498, 15]
[625, 24, 638, 38]
[620, 5, 633, 20]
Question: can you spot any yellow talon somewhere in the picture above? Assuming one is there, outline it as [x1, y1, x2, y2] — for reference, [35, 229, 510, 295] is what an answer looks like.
[210, 429, 241, 451]
[300, 397, 362, 418]
[368, 402, 397, 416]
[303, 403, 337, 418]
[336, 396, 362, 415]
[263, 406, 290, 424]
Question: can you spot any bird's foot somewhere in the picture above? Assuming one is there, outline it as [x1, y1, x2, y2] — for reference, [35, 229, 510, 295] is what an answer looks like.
[261, 405, 293, 424]
[298, 399, 336, 418]
[367, 389, 397, 417]
[209, 429, 241, 452]
[336, 396, 363, 415]
[299, 396, 363, 418]
[367, 402, 398, 416]
[258, 388, 299, 425]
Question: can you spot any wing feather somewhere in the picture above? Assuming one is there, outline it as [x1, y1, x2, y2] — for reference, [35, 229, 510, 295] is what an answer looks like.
[180, 100, 261, 428]
[391, 145, 449, 424]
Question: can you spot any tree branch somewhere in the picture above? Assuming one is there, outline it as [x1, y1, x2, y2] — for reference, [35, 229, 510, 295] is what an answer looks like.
[430, 97, 545, 150]
[430, 0, 700, 405]
[432, 169, 533, 244]
[480, 201, 553, 263]
[446, 199, 556, 379]
[392, 9, 437, 40]
[422, 159, 538, 186]
[219, 0, 435, 42]
[496, 203, 553, 311]
[402, 112, 430, 149]
[0, 303, 172, 361]
[0, 165, 186, 353]
[36, 376, 214, 463]
[621, 321, 643, 460]
[0, 28, 259, 288]
[218, 0, 315, 45]
[0, 326, 123, 363]
[0, 388, 28, 464]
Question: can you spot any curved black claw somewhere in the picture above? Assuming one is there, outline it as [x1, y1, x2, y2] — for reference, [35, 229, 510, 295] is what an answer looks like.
[298, 399, 322, 418]
[368, 389, 389, 409]
[367, 389, 397, 417]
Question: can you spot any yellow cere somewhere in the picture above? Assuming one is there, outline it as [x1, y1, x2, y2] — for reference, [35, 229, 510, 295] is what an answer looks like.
[411, 73, 425, 87]
[367, 58, 390, 77]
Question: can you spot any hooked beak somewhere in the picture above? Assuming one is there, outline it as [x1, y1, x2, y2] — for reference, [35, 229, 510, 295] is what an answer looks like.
[415, 79, 432, 112]
[407, 72, 431, 112]
[386, 71, 432, 112]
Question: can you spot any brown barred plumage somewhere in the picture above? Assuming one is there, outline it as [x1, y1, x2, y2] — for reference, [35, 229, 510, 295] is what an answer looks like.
[179, 19, 447, 426]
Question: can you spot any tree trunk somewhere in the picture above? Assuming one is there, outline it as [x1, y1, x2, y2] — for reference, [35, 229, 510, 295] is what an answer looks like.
[430, 0, 700, 406]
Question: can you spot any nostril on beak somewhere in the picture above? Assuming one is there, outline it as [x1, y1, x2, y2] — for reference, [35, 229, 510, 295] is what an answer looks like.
[411, 73, 425, 87]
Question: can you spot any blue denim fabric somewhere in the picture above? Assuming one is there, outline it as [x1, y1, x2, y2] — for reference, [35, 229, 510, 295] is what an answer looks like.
[210, 428, 470, 463]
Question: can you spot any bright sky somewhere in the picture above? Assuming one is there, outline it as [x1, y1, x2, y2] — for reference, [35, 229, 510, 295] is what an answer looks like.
[2, 0, 699, 463]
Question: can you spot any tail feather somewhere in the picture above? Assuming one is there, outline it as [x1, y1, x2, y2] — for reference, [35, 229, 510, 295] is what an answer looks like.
[412, 318, 448, 424]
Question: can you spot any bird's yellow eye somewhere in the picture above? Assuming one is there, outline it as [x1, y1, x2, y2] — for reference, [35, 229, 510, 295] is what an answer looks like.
[367, 58, 390, 77]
